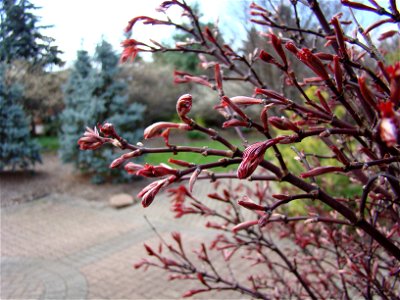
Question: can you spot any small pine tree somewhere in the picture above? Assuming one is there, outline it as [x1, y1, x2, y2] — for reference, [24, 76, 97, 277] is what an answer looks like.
[60, 42, 145, 183]
[0, 0, 62, 170]
[0, 63, 41, 170]
[0, 0, 63, 67]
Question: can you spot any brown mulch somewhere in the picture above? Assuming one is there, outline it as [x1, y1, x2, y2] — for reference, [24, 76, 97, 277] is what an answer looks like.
[0, 153, 147, 208]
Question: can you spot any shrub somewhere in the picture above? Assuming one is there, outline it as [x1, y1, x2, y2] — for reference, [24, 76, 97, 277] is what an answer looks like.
[79, 1, 400, 298]
[60, 41, 145, 183]
[0, 63, 41, 170]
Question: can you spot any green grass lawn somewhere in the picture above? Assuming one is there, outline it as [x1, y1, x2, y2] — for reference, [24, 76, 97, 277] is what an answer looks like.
[34, 136, 59, 152]
[145, 138, 249, 171]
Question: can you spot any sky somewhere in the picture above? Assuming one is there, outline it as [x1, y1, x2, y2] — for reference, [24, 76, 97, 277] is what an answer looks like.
[32, 0, 234, 69]
[31, 0, 396, 70]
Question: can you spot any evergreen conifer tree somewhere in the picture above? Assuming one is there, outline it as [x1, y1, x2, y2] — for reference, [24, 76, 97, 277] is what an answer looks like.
[0, 0, 62, 170]
[60, 41, 145, 183]
[0, 0, 62, 66]
[0, 63, 41, 170]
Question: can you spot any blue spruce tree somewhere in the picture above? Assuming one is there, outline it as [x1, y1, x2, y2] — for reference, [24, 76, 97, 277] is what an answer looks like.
[60, 41, 145, 183]
[0, 63, 41, 170]
[0, 0, 62, 170]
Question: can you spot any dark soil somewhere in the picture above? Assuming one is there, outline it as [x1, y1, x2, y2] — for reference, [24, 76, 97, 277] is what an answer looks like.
[0, 152, 147, 208]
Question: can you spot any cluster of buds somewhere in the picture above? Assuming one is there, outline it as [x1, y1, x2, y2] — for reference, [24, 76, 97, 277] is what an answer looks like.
[77, 126, 108, 150]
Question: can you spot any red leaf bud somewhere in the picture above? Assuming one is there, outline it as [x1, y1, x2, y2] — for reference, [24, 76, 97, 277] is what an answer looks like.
[272, 194, 289, 200]
[214, 64, 223, 91]
[222, 119, 248, 128]
[267, 33, 287, 67]
[300, 166, 343, 178]
[333, 55, 343, 93]
[268, 116, 300, 132]
[237, 137, 284, 179]
[182, 288, 210, 298]
[238, 196, 265, 211]
[378, 30, 398, 41]
[330, 17, 347, 58]
[204, 26, 217, 44]
[232, 220, 259, 233]
[285, 41, 299, 55]
[221, 96, 248, 120]
[176, 94, 192, 122]
[144, 243, 155, 256]
[255, 88, 290, 103]
[297, 48, 330, 80]
[341, 0, 378, 13]
[358, 76, 377, 110]
[259, 49, 277, 64]
[168, 158, 194, 167]
[144, 122, 191, 139]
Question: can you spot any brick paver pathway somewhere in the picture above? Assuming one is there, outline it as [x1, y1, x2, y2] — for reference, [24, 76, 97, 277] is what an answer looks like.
[1, 182, 251, 299]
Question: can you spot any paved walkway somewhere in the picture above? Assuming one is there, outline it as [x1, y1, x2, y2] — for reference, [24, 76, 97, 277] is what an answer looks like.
[1, 182, 251, 299]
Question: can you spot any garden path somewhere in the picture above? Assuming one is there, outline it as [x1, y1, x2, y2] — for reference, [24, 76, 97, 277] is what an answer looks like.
[1, 181, 252, 299]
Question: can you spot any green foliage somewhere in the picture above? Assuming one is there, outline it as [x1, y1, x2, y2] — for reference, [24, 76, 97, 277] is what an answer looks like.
[59, 41, 145, 183]
[273, 135, 362, 207]
[34, 135, 59, 152]
[0, 0, 63, 66]
[0, 63, 41, 170]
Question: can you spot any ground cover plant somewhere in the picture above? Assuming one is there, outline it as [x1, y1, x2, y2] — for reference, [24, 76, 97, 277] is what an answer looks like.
[79, 0, 400, 298]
